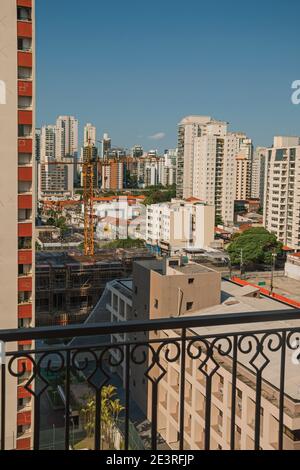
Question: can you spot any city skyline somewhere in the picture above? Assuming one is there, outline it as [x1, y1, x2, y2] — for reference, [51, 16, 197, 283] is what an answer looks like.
[36, 0, 300, 151]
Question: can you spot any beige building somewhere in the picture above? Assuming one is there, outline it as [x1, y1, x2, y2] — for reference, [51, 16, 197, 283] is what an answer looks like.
[0, 0, 35, 450]
[106, 258, 300, 450]
[235, 138, 253, 201]
[101, 160, 124, 191]
[263, 136, 300, 249]
[177, 116, 252, 224]
[108, 258, 221, 413]
[251, 147, 266, 202]
[38, 156, 74, 200]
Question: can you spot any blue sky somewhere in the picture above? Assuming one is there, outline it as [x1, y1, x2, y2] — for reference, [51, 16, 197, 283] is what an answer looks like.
[36, 0, 300, 151]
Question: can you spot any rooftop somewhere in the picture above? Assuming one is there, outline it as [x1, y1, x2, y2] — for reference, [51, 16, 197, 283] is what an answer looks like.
[36, 248, 153, 267]
[174, 281, 300, 401]
[134, 258, 214, 276]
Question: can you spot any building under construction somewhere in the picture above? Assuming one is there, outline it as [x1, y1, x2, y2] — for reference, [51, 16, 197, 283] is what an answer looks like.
[36, 248, 154, 326]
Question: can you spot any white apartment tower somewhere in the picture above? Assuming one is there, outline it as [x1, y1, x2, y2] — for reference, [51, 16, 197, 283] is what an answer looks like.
[251, 147, 267, 203]
[160, 149, 177, 187]
[84, 122, 96, 147]
[38, 117, 77, 199]
[263, 136, 300, 250]
[41, 124, 56, 160]
[146, 200, 215, 252]
[55, 115, 78, 160]
[177, 116, 252, 224]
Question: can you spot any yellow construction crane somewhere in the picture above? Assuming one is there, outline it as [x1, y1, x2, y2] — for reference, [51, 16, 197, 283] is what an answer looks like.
[40, 142, 99, 256]
[82, 142, 95, 256]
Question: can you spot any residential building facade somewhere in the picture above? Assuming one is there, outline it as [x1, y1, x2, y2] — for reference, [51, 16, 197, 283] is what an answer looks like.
[251, 147, 267, 202]
[177, 116, 252, 224]
[101, 160, 124, 191]
[107, 258, 300, 451]
[263, 136, 300, 249]
[83, 122, 96, 147]
[146, 199, 215, 253]
[0, 0, 35, 450]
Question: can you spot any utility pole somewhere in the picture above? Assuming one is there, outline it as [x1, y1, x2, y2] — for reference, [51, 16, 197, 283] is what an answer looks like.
[240, 248, 244, 278]
[229, 257, 232, 279]
[270, 252, 277, 295]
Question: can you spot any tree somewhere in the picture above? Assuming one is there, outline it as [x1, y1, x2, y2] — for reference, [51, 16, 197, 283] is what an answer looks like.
[257, 206, 264, 215]
[80, 385, 124, 449]
[227, 227, 283, 267]
[215, 215, 224, 226]
[102, 238, 145, 249]
[143, 185, 176, 205]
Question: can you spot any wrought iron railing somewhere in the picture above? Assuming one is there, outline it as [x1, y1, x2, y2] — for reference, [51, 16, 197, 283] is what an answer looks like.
[1, 309, 300, 451]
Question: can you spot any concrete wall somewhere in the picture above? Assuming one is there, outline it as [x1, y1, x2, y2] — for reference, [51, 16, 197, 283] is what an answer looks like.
[148, 269, 221, 319]
[285, 261, 300, 281]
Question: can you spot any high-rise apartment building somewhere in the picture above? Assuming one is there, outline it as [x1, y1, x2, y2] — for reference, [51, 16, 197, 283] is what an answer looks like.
[80, 144, 99, 188]
[38, 117, 78, 198]
[101, 160, 124, 191]
[38, 156, 74, 200]
[177, 116, 215, 199]
[251, 147, 267, 203]
[101, 133, 111, 158]
[41, 124, 56, 160]
[235, 137, 253, 201]
[263, 136, 300, 249]
[177, 116, 252, 224]
[0, 0, 35, 450]
[83, 123, 96, 147]
[131, 145, 144, 158]
[160, 149, 177, 187]
[137, 156, 162, 187]
[55, 115, 78, 160]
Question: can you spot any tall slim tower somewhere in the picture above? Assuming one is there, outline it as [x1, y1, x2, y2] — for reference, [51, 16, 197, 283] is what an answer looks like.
[55, 115, 78, 160]
[0, 0, 35, 450]
[84, 123, 96, 147]
[101, 133, 111, 158]
[263, 136, 300, 250]
[177, 116, 252, 224]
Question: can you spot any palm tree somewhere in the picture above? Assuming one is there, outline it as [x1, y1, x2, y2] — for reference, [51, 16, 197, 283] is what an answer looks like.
[80, 385, 124, 449]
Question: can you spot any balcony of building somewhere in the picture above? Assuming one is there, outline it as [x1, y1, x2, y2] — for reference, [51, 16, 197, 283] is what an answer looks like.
[0, 311, 300, 451]
[18, 96, 32, 112]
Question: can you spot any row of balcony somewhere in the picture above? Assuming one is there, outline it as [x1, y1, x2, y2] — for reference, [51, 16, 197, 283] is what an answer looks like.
[17, 1, 34, 393]
[16, 21, 33, 430]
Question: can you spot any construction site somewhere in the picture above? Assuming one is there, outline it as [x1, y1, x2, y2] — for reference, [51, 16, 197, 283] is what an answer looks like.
[36, 248, 154, 326]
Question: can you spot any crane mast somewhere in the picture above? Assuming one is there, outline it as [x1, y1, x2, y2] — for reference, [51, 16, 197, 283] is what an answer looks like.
[82, 142, 95, 256]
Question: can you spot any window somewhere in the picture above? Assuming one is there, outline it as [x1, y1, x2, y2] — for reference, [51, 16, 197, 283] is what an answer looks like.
[188, 278, 194, 284]
[154, 299, 158, 309]
[186, 302, 194, 311]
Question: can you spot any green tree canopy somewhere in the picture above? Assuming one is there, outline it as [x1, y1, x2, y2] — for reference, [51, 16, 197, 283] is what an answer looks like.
[227, 227, 283, 266]
[102, 238, 145, 249]
[143, 185, 176, 205]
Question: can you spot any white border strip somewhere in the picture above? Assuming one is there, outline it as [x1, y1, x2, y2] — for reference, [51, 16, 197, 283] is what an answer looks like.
[0, 341, 5, 365]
